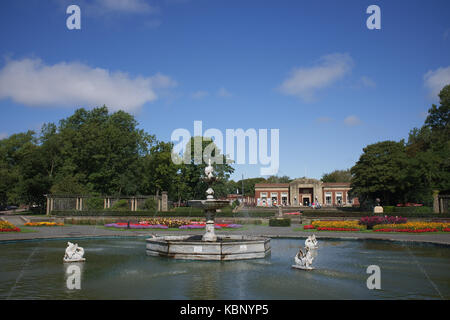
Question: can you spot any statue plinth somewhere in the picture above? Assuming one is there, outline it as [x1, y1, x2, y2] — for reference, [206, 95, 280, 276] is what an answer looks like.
[374, 206, 384, 214]
[202, 220, 217, 242]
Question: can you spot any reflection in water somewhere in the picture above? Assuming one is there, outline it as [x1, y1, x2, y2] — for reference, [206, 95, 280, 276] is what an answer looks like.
[0, 238, 449, 299]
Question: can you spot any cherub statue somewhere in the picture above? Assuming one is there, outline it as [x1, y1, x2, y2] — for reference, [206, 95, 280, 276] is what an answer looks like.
[294, 245, 315, 270]
[64, 242, 85, 262]
[305, 234, 318, 250]
[204, 159, 214, 180]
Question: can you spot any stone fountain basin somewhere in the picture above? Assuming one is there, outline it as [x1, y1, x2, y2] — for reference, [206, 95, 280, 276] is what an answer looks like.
[146, 235, 271, 261]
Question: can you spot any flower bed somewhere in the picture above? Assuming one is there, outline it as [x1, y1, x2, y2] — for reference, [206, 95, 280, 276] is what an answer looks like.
[373, 222, 450, 232]
[311, 220, 366, 230]
[316, 227, 362, 231]
[104, 221, 242, 230]
[0, 221, 21, 232]
[373, 228, 439, 233]
[359, 216, 407, 229]
[138, 219, 190, 228]
[303, 225, 315, 230]
[105, 223, 169, 229]
[25, 222, 64, 227]
[179, 223, 242, 229]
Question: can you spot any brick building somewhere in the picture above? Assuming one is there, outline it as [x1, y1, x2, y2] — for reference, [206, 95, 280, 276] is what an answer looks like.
[254, 183, 290, 206]
[255, 178, 359, 207]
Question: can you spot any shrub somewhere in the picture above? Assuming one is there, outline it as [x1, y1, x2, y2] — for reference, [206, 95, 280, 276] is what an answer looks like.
[86, 197, 104, 210]
[393, 206, 433, 214]
[383, 206, 395, 213]
[231, 199, 240, 209]
[111, 199, 129, 211]
[143, 198, 157, 211]
[269, 218, 291, 227]
[52, 210, 155, 217]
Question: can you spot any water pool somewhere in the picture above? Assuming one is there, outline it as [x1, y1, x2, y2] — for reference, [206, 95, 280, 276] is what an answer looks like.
[0, 238, 449, 299]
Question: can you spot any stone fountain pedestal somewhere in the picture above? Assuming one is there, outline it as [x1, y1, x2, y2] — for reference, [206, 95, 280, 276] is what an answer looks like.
[146, 235, 270, 260]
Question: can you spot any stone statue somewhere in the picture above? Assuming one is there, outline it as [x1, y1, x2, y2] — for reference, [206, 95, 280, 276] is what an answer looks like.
[64, 242, 85, 262]
[277, 205, 283, 217]
[293, 246, 315, 270]
[204, 159, 215, 181]
[292, 235, 318, 270]
[374, 197, 383, 214]
[305, 234, 318, 250]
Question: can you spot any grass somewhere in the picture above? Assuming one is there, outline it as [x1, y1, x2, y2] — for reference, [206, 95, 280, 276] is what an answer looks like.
[17, 227, 38, 233]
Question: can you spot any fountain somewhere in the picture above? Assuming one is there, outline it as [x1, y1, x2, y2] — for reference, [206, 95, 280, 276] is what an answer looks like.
[63, 242, 86, 262]
[146, 159, 271, 260]
[292, 235, 318, 270]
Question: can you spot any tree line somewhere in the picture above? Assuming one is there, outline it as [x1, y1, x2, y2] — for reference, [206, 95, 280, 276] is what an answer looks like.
[1, 85, 448, 210]
[0, 107, 232, 208]
[350, 85, 449, 207]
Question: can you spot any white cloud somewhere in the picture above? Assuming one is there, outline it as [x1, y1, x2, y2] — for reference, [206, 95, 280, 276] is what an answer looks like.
[191, 90, 209, 99]
[278, 53, 353, 101]
[344, 115, 362, 126]
[0, 133, 8, 140]
[0, 58, 176, 112]
[424, 66, 450, 99]
[93, 0, 158, 14]
[217, 87, 232, 98]
[56, 0, 160, 17]
[360, 76, 376, 88]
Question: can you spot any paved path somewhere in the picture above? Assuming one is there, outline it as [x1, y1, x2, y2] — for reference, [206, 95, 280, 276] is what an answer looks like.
[1, 215, 450, 245]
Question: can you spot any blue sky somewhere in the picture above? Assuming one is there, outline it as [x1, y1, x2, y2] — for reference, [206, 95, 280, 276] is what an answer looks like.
[0, 0, 449, 180]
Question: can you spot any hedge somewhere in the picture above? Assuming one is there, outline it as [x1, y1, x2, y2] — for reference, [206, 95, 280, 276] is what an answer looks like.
[269, 218, 291, 227]
[52, 210, 158, 217]
[51, 208, 276, 218]
[303, 211, 449, 218]
[390, 206, 433, 214]
[50, 206, 447, 218]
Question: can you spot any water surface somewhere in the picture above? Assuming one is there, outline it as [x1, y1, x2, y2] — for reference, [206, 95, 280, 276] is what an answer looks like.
[0, 238, 449, 299]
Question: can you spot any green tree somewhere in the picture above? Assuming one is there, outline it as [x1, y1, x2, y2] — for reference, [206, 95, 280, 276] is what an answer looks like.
[406, 84, 450, 194]
[266, 175, 292, 183]
[321, 169, 352, 183]
[0, 131, 50, 207]
[235, 177, 268, 196]
[350, 140, 413, 206]
[141, 141, 179, 197]
[49, 106, 154, 196]
[179, 136, 234, 200]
